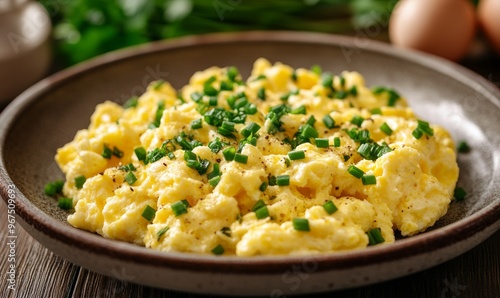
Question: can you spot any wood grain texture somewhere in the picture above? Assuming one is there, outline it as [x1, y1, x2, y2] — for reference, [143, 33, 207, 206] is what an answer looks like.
[1, 201, 499, 298]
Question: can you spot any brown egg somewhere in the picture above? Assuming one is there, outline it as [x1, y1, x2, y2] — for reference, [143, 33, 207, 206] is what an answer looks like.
[389, 0, 476, 61]
[478, 0, 500, 54]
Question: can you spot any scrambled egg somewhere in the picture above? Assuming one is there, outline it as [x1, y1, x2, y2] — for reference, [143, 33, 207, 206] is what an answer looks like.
[55, 58, 459, 256]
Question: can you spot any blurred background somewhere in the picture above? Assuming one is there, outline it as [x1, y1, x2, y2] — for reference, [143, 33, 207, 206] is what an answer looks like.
[1, 0, 499, 105]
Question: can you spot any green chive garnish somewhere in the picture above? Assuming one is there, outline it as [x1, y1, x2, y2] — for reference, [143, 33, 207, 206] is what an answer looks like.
[321, 73, 333, 88]
[276, 175, 290, 186]
[348, 165, 365, 179]
[209, 175, 221, 187]
[123, 96, 138, 109]
[288, 150, 305, 160]
[57, 197, 73, 210]
[293, 218, 310, 231]
[380, 122, 393, 136]
[351, 115, 364, 127]
[333, 137, 341, 147]
[211, 244, 225, 255]
[361, 174, 376, 185]
[255, 206, 270, 219]
[290, 105, 306, 115]
[366, 227, 385, 245]
[171, 200, 188, 216]
[227, 66, 239, 82]
[301, 124, 319, 139]
[125, 172, 137, 185]
[157, 226, 169, 241]
[323, 115, 335, 129]
[252, 200, 266, 212]
[141, 205, 156, 221]
[44, 180, 64, 196]
[134, 147, 147, 163]
[234, 153, 248, 164]
[223, 147, 236, 161]
[315, 138, 329, 148]
[259, 181, 268, 191]
[102, 144, 112, 159]
[457, 141, 471, 153]
[323, 200, 338, 215]
[74, 175, 86, 189]
[454, 187, 467, 201]
[257, 87, 266, 100]
[190, 118, 203, 130]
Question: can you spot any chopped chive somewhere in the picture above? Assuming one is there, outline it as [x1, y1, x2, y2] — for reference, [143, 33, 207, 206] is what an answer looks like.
[257, 87, 266, 100]
[208, 96, 218, 106]
[102, 144, 112, 159]
[333, 137, 341, 147]
[351, 115, 364, 127]
[315, 138, 329, 148]
[227, 66, 239, 81]
[358, 130, 371, 143]
[457, 141, 470, 153]
[371, 108, 382, 115]
[301, 124, 319, 138]
[417, 120, 434, 136]
[255, 206, 270, 219]
[74, 175, 86, 189]
[123, 96, 139, 109]
[220, 80, 233, 91]
[211, 244, 225, 255]
[387, 90, 400, 107]
[361, 174, 376, 185]
[366, 227, 385, 245]
[112, 146, 124, 158]
[323, 200, 338, 215]
[203, 84, 218, 96]
[171, 200, 188, 216]
[190, 92, 203, 102]
[57, 197, 73, 210]
[221, 227, 232, 237]
[151, 101, 165, 128]
[323, 115, 335, 129]
[306, 115, 316, 127]
[245, 104, 257, 115]
[157, 226, 169, 241]
[253, 74, 267, 81]
[311, 64, 322, 75]
[259, 181, 268, 191]
[208, 138, 224, 153]
[380, 122, 393, 136]
[343, 154, 351, 162]
[125, 172, 137, 185]
[293, 218, 310, 231]
[119, 163, 136, 172]
[348, 165, 365, 179]
[321, 73, 333, 88]
[207, 163, 220, 180]
[252, 199, 266, 212]
[412, 128, 423, 139]
[268, 175, 277, 186]
[335, 90, 347, 99]
[241, 122, 261, 138]
[276, 175, 290, 186]
[454, 187, 467, 201]
[141, 205, 156, 221]
[44, 180, 65, 196]
[349, 85, 358, 96]
[291, 71, 297, 81]
[234, 153, 248, 164]
[290, 105, 306, 115]
[284, 157, 291, 167]
[190, 118, 203, 130]
[223, 147, 236, 161]
[288, 150, 305, 160]
[209, 175, 221, 187]
[152, 80, 165, 90]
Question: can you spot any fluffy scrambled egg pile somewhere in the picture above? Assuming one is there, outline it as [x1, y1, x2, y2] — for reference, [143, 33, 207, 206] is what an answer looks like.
[55, 58, 459, 256]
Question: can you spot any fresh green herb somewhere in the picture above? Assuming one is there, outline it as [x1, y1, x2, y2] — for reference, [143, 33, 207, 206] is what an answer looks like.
[380, 122, 393, 136]
[209, 175, 221, 187]
[253, 74, 267, 81]
[412, 120, 434, 139]
[112, 146, 124, 158]
[291, 71, 297, 81]
[454, 187, 467, 201]
[257, 87, 266, 100]
[123, 96, 138, 109]
[74, 175, 86, 189]
[349, 85, 358, 96]
[371, 108, 382, 115]
[293, 218, 310, 231]
[301, 124, 319, 139]
[252, 199, 266, 212]
[190, 118, 203, 130]
[119, 163, 136, 172]
[323, 200, 338, 215]
[211, 244, 225, 255]
[151, 101, 165, 128]
[221, 227, 231, 237]
[125, 172, 137, 185]
[348, 165, 365, 179]
[57, 197, 73, 210]
[255, 206, 270, 219]
[203, 84, 218, 96]
[334, 90, 347, 99]
[141, 205, 156, 221]
[171, 200, 188, 216]
[366, 227, 385, 245]
[208, 138, 224, 153]
[259, 181, 268, 191]
[234, 153, 248, 164]
[207, 163, 220, 180]
[44, 180, 65, 196]
[134, 147, 147, 163]
[191, 92, 203, 102]
[288, 150, 305, 160]
[457, 141, 471, 153]
[227, 66, 239, 82]
[208, 96, 218, 106]
[157, 226, 169, 241]
[321, 73, 334, 88]
[333, 137, 341, 147]
[276, 175, 290, 186]
[241, 122, 261, 138]
[152, 80, 165, 90]
[351, 115, 364, 127]
[357, 142, 392, 161]
[323, 115, 335, 129]
[147, 148, 167, 164]
[311, 64, 322, 75]
[361, 174, 376, 185]
[101, 144, 113, 159]
[220, 80, 233, 91]
[315, 138, 329, 148]
[290, 105, 306, 115]
[223, 147, 236, 161]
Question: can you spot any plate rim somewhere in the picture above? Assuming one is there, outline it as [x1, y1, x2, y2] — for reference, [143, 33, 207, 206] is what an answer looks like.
[1, 30, 499, 274]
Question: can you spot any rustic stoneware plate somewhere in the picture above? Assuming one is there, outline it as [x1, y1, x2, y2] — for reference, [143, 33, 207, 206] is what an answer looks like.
[1, 32, 499, 296]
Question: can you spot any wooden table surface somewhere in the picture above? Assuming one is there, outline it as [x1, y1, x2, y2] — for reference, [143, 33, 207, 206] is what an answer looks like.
[1, 40, 499, 298]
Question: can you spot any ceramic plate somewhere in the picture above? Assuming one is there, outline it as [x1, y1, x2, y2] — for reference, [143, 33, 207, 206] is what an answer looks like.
[1, 32, 499, 296]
